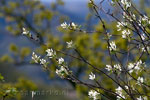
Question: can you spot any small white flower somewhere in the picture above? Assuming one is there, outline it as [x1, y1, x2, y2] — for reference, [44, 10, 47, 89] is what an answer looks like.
[107, 33, 112, 39]
[139, 15, 150, 26]
[58, 57, 64, 65]
[116, 22, 122, 31]
[56, 66, 68, 78]
[40, 59, 46, 65]
[141, 33, 146, 40]
[46, 49, 56, 58]
[137, 96, 142, 100]
[61, 22, 78, 29]
[88, 90, 100, 100]
[125, 85, 129, 90]
[140, 45, 150, 52]
[116, 22, 127, 31]
[134, 60, 144, 71]
[22, 27, 29, 35]
[89, 72, 95, 80]
[137, 96, 148, 100]
[128, 63, 134, 73]
[111, 1, 115, 5]
[89, 0, 93, 3]
[32, 52, 40, 63]
[122, 29, 131, 39]
[142, 15, 149, 22]
[61, 22, 68, 29]
[114, 64, 122, 71]
[116, 86, 125, 99]
[143, 96, 148, 100]
[109, 41, 116, 51]
[121, 0, 131, 9]
[105, 65, 112, 72]
[70, 22, 78, 29]
[137, 77, 144, 85]
[66, 40, 74, 48]
[128, 60, 146, 73]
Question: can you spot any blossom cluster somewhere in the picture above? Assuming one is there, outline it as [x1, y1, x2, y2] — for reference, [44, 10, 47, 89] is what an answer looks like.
[139, 15, 150, 27]
[56, 57, 71, 78]
[32, 49, 70, 78]
[32, 52, 47, 68]
[88, 90, 100, 100]
[137, 96, 148, 100]
[25, 0, 150, 99]
[116, 22, 131, 39]
[128, 60, 146, 74]
[46, 49, 56, 58]
[105, 64, 122, 72]
[61, 22, 78, 30]
[115, 86, 125, 99]
[66, 40, 74, 48]
[109, 41, 117, 51]
[120, 0, 131, 10]
[137, 77, 144, 85]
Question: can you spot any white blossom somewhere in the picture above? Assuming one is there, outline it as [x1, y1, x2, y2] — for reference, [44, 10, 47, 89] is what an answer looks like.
[56, 66, 68, 78]
[128, 60, 146, 73]
[144, 46, 150, 52]
[70, 22, 78, 29]
[116, 22, 127, 31]
[40, 59, 47, 65]
[132, 14, 136, 21]
[32, 52, 40, 63]
[89, 72, 95, 80]
[106, 64, 122, 72]
[137, 96, 142, 100]
[66, 40, 74, 48]
[137, 96, 147, 100]
[128, 63, 134, 73]
[143, 97, 148, 100]
[117, 22, 122, 31]
[46, 49, 56, 58]
[142, 15, 149, 22]
[114, 64, 122, 71]
[125, 85, 129, 90]
[107, 33, 112, 39]
[22, 27, 30, 35]
[105, 65, 112, 72]
[123, 12, 135, 21]
[109, 41, 117, 51]
[58, 57, 64, 65]
[139, 44, 150, 52]
[111, 1, 115, 5]
[139, 15, 150, 26]
[61, 22, 78, 29]
[141, 33, 146, 40]
[122, 29, 131, 39]
[89, 0, 94, 3]
[121, 0, 131, 9]
[134, 60, 145, 71]
[61, 22, 68, 29]
[88, 90, 100, 100]
[115, 86, 125, 99]
[137, 96, 148, 100]
[137, 77, 144, 85]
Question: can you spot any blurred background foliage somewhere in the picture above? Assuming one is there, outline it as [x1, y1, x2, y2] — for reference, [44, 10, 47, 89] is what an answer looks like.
[0, 0, 150, 100]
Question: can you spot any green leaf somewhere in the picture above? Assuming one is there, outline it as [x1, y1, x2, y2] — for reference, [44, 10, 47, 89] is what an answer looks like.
[9, 43, 18, 53]
[20, 47, 31, 58]
[0, 74, 4, 81]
